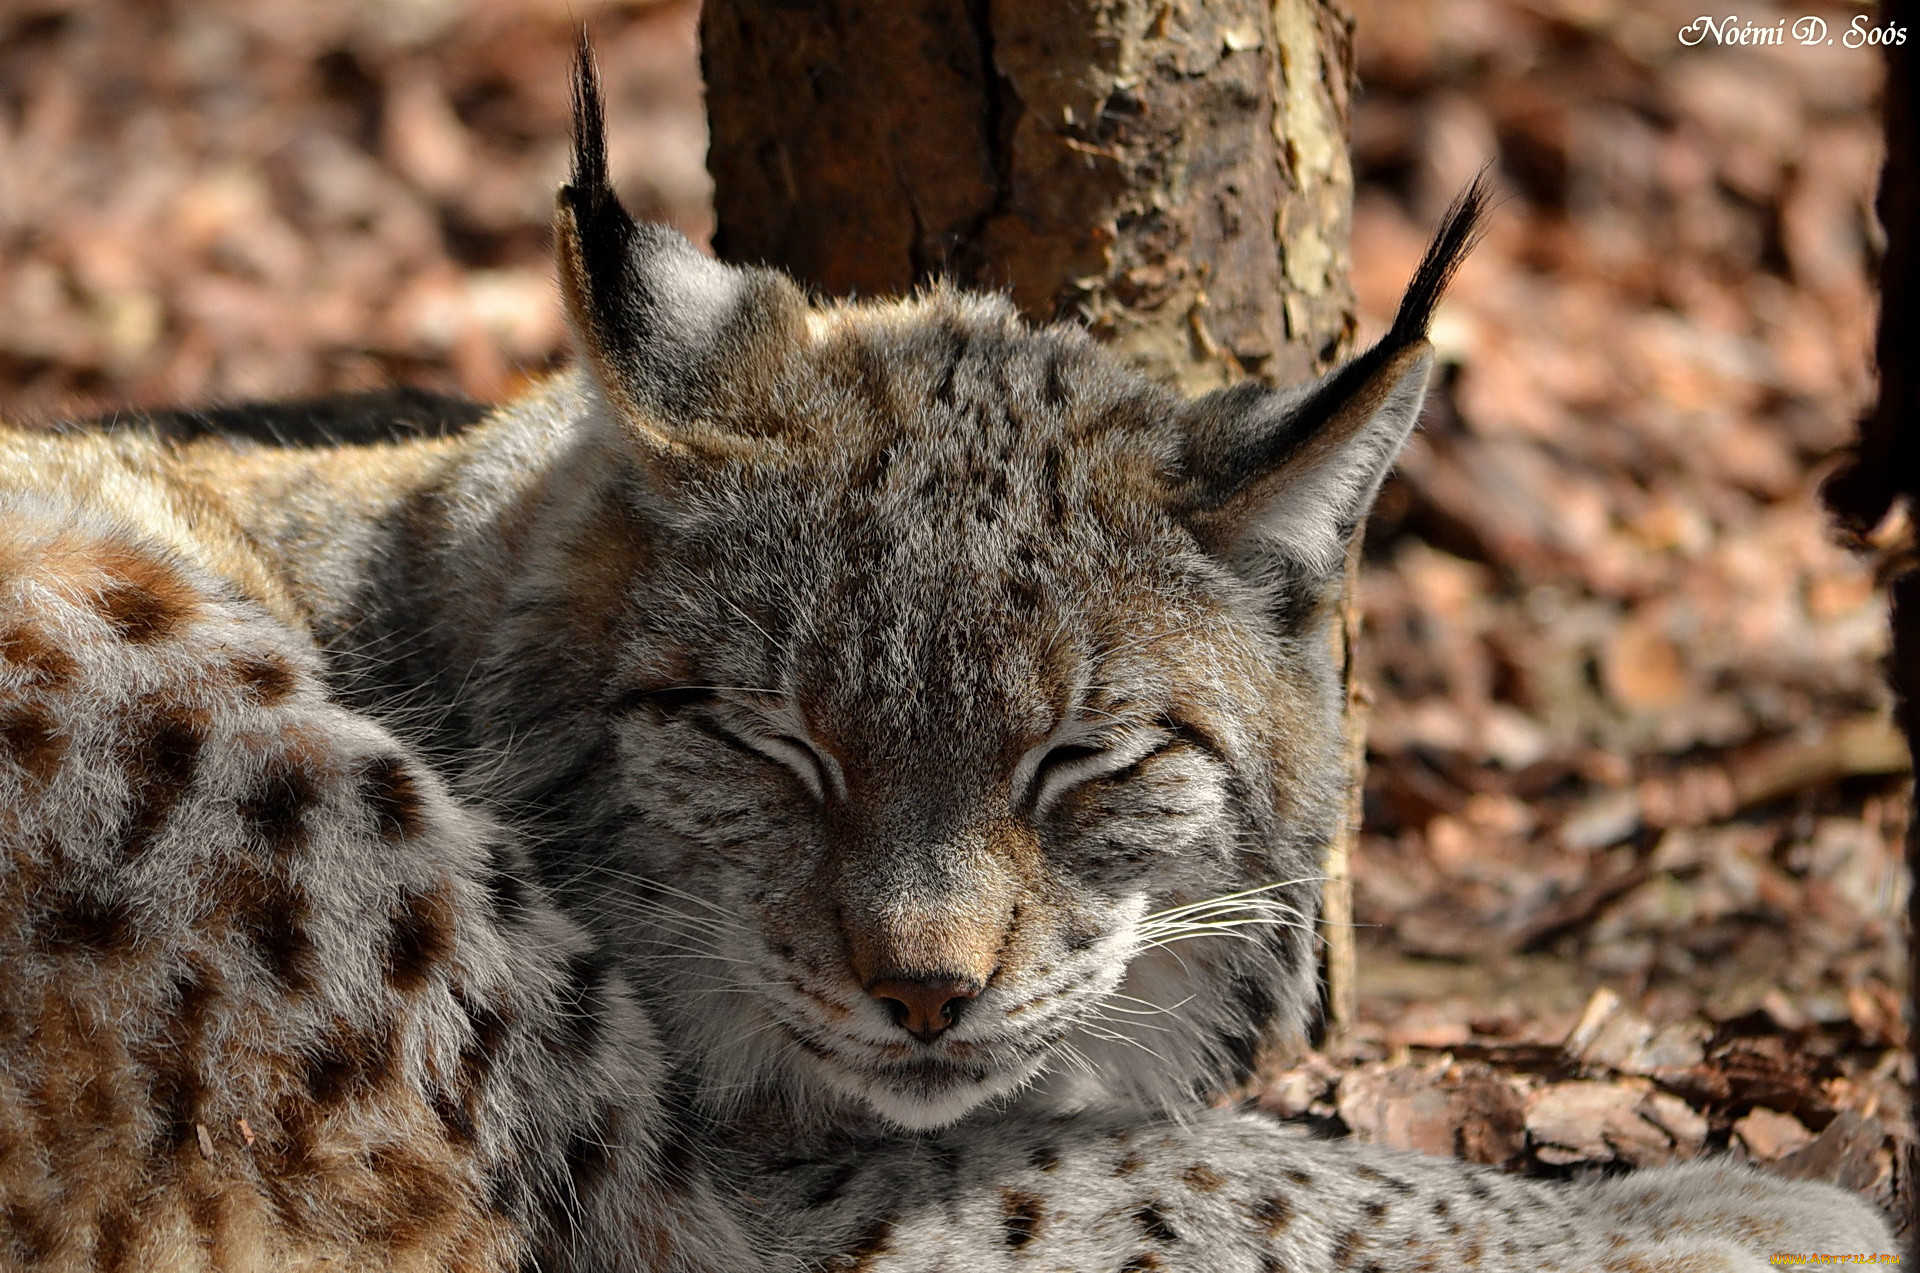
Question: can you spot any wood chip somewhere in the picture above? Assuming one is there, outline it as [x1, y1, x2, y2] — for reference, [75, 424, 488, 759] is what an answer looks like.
[1525, 1080, 1704, 1166]
[1772, 1111, 1888, 1192]
[1338, 1061, 1527, 1165]
[1735, 1107, 1816, 1161]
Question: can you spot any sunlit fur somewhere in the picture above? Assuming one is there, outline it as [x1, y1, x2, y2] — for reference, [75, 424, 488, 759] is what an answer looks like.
[0, 45, 1893, 1271]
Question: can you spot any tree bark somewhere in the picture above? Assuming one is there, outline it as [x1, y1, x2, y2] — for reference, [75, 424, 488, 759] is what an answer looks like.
[702, 0, 1364, 1039]
[701, 0, 1356, 394]
[1820, 0, 1917, 1249]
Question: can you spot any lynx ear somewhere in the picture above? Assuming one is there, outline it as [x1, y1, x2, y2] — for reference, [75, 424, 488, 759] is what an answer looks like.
[556, 34, 806, 449]
[1179, 179, 1488, 575]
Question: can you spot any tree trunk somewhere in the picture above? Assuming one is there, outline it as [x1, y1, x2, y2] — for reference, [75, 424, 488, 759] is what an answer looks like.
[1819, 0, 1918, 1249]
[702, 0, 1364, 1040]
[701, 0, 1356, 394]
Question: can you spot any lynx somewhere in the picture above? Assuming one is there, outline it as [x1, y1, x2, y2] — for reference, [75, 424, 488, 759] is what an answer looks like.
[0, 40, 1893, 1273]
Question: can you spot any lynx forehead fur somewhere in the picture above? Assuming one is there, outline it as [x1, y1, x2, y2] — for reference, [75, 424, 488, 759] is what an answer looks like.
[0, 37, 1893, 1273]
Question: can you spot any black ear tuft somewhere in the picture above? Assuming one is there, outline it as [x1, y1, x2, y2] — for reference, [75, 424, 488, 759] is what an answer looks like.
[1388, 171, 1492, 346]
[552, 32, 809, 448]
[570, 29, 611, 204]
[560, 30, 642, 353]
[1178, 178, 1492, 573]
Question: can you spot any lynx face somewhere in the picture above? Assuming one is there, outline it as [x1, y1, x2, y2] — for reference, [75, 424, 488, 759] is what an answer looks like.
[592, 301, 1344, 1127]
[534, 56, 1476, 1129]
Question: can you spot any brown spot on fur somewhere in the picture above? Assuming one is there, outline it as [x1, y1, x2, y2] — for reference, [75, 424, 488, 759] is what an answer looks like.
[1252, 1194, 1293, 1236]
[2, 1202, 56, 1265]
[98, 582, 182, 642]
[1182, 1163, 1225, 1193]
[1118, 1255, 1163, 1273]
[95, 1209, 138, 1273]
[848, 431, 901, 494]
[0, 624, 77, 684]
[239, 754, 322, 856]
[1136, 1204, 1178, 1243]
[41, 889, 138, 956]
[234, 654, 297, 706]
[456, 991, 513, 1092]
[826, 1218, 893, 1271]
[1115, 1151, 1146, 1175]
[1331, 1229, 1366, 1268]
[360, 754, 426, 843]
[1005, 572, 1044, 613]
[302, 1018, 399, 1107]
[0, 705, 65, 783]
[386, 884, 457, 993]
[1001, 1189, 1045, 1248]
[94, 547, 197, 643]
[484, 1168, 520, 1220]
[1029, 1142, 1060, 1173]
[1285, 1168, 1314, 1186]
[1362, 1199, 1389, 1219]
[564, 1109, 620, 1197]
[232, 869, 315, 991]
[430, 1085, 478, 1146]
[118, 706, 207, 858]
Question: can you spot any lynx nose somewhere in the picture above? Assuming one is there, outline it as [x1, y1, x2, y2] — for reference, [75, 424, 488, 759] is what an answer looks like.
[867, 977, 979, 1043]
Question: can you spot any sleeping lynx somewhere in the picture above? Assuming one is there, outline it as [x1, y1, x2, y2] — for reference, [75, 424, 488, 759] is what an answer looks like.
[0, 41, 1893, 1273]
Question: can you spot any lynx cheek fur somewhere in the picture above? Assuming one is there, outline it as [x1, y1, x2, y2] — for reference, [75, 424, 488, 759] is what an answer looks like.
[0, 38, 1893, 1273]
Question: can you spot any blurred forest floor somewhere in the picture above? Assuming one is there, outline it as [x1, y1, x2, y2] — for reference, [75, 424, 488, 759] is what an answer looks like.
[0, 0, 1907, 1224]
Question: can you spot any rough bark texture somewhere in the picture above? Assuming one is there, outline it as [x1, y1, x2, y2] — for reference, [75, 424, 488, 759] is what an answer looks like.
[1322, 540, 1367, 1040]
[702, 0, 1363, 1040]
[701, 0, 1357, 396]
[1820, 0, 1918, 1251]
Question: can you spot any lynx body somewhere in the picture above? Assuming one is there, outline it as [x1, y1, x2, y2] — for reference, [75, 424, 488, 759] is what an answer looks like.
[0, 46, 1893, 1273]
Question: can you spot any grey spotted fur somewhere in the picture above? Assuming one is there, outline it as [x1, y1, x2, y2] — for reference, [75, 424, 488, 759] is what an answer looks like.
[0, 38, 1892, 1273]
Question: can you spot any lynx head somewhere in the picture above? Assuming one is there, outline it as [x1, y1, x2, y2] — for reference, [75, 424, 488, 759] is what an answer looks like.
[526, 41, 1482, 1130]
